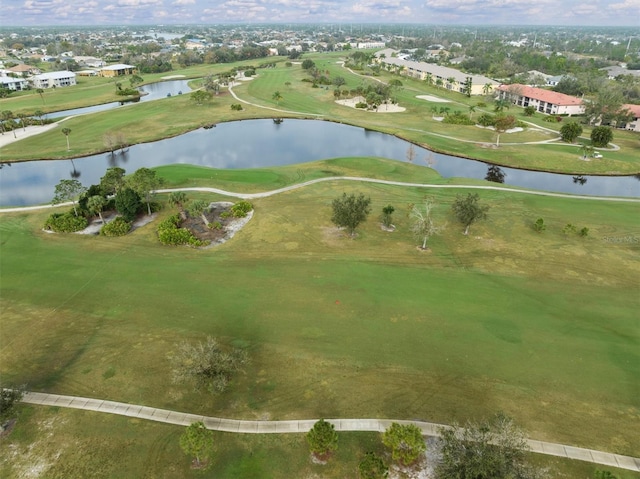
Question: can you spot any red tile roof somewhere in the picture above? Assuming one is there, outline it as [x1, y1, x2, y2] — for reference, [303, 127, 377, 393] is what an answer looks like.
[622, 104, 640, 118]
[498, 84, 583, 106]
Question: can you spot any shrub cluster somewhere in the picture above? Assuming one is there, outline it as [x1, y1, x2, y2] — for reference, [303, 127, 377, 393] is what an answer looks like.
[116, 88, 139, 96]
[100, 216, 131, 236]
[477, 113, 495, 127]
[231, 201, 253, 218]
[44, 212, 88, 233]
[157, 214, 207, 247]
[230, 103, 243, 111]
[443, 111, 475, 125]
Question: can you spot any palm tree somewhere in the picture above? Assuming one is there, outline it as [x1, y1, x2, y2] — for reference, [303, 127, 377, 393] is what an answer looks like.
[87, 195, 107, 224]
[482, 83, 493, 96]
[272, 91, 283, 106]
[579, 143, 594, 160]
[435, 78, 444, 90]
[34, 110, 45, 125]
[494, 98, 510, 113]
[424, 73, 433, 88]
[17, 113, 27, 131]
[62, 127, 71, 150]
[446, 76, 456, 90]
[468, 105, 476, 120]
[1, 110, 15, 137]
[36, 88, 45, 104]
[169, 191, 189, 219]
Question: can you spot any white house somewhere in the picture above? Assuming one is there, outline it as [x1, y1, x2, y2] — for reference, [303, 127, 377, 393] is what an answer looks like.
[496, 84, 584, 116]
[0, 76, 29, 91]
[32, 71, 77, 89]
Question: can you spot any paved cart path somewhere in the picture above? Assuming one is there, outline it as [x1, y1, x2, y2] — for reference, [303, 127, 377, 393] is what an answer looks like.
[21, 391, 640, 472]
[2, 177, 639, 214]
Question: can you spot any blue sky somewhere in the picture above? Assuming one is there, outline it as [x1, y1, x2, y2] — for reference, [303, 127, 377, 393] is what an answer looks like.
[4, 0, 640, 27]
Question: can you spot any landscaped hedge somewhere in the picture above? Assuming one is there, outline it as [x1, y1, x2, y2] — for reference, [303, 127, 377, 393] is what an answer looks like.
[100, 216, 131, 237]
[44, 212, 88, 233]
[157, 214, 207, 247]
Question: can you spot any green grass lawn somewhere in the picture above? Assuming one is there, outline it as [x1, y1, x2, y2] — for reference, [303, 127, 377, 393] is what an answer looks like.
[1, 159, 638, 471]
[2, 54, 639, 174]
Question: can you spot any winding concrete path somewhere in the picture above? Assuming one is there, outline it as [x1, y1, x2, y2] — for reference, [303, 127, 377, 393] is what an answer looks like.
[21, 391, 640, 472]
[2, 177, 637, 215]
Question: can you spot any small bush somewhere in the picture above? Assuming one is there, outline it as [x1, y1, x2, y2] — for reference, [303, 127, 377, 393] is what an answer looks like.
[116, 88, 139, 96]
[533, 218, 546, 232]
[230, 103, 243, 111]
[220, 211, 232, 219]
[443, 111, 475, 125]
[44, 212, 88, 233]
[100, 216, 131, 236]
[563, 223, 577, 235]
[477, 113, 495, 127]
[157, 214, 207, 247]
[579, 227, 589, 237]
[231, 200, 253, 218]
[355, 102, 368, 109]
[209, 221, 222, 230]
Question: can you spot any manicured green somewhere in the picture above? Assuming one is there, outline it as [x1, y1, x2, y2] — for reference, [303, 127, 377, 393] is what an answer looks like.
[1, 159, 638, 469]
[2, 53, 638, 174]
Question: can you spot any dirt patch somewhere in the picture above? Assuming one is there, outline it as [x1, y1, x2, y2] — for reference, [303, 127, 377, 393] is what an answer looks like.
[181, 202, 253, 248]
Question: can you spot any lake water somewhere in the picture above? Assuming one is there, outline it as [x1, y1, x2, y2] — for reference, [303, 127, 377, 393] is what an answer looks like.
[45, 80, 193, 120]
[1, 119, 638, 207]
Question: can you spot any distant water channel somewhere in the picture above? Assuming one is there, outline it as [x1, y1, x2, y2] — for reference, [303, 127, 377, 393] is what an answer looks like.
[45, 79, 192, 120]
[1, 119, 638, 207]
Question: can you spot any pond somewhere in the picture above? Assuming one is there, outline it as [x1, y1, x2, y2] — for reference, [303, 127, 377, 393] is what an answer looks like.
[45, 80, 193, 120]
[1, 119, 638, 207]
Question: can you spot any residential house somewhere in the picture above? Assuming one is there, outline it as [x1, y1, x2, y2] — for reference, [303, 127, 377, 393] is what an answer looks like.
[8, 64, 41, 76]
[32, 71, 77, 89]
[100, 64, 137, 77]
[74, 56, 106, 68]
[0, 76, 29, 91]
[375, 48, 499, 96]
[621, 104, 640, 132]
[496, 84, 584, 116]
[601, 66, 640, 80]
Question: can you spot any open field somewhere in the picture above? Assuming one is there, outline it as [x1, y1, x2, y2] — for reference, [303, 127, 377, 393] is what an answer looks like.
[1, 158, 638, 477]
[1, 51, 639, 174]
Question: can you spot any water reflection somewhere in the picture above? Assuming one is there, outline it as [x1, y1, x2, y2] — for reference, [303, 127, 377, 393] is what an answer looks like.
[69, 159, 81, 179]
[572, 175, 587, 185]
[485, 165, 506, 184]
[1, 119, 638, 207]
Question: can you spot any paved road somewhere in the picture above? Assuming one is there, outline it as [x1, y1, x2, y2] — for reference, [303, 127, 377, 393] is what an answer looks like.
[21, 391, 640, 472]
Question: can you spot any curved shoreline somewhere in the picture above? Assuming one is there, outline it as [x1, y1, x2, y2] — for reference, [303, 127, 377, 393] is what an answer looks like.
[2, 177, 638, 214]
[1, 81, 637, 177]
